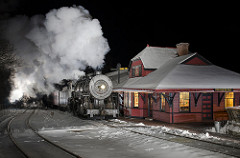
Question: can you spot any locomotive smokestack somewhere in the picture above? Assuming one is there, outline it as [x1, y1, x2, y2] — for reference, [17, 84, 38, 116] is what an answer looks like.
[96, 70, 102, 75]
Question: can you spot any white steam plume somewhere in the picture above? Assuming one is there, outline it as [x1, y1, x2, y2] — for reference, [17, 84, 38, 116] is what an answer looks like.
[0, 6, 110, 102]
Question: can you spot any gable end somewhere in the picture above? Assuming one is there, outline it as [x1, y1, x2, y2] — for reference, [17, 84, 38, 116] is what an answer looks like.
[181, 54, 212, 65]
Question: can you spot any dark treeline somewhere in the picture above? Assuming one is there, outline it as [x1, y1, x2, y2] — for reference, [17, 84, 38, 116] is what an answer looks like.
[0, 39, 18, 107]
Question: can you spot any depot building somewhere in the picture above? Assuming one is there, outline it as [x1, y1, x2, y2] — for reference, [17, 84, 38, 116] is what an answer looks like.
[113, 43, 240, 123]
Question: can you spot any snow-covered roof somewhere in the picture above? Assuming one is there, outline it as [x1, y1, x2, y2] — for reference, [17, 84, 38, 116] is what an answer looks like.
[131, 46, 178, 69]
[155, 65, 240, 89]
[105, 70, 129, 89]
[123, 53, 240, 90]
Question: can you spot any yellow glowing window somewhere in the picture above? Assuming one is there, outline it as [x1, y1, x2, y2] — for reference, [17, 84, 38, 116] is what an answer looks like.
[124, 92, 131, 108]
[128, 92, 131, 108]
[134, 92, 139, 108]
[160, 93, 165, 111]
[225, 92, 234, 108]
[135, 66, 139, 76]
[179, 92, 190, 112]
[124, 93, 128, 107]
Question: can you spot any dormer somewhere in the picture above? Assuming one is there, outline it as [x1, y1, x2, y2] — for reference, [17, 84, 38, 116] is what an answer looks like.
[129, 45, 177, 78]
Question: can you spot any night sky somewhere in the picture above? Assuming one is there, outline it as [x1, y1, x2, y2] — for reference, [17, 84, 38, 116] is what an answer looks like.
[1, 0, 240, 73]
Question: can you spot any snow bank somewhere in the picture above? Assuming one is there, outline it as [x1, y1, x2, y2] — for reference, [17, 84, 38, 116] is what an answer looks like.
[110, 119, 127, 124]
[110, 120, 222, 141]
[110, 119, 145, 127]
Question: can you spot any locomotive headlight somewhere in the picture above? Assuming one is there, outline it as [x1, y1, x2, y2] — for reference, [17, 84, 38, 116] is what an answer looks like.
[96, 81, 108, 94]
[100, 84, 106, 90]
[89, 75, 113, 100]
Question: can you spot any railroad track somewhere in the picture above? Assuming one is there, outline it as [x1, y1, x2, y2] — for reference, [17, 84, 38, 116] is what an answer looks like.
[0, 109, 27, 158]
[7, 109, 82, 158]
[7, 109, 28, 158]
[104, 120, 240, 158]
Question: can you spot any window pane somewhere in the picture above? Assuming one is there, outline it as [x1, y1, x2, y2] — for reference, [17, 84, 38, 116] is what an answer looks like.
[225, 92, 234, 108]
[160, 93, 165, 111]
[124, 93, 127, 107]
[135, 66, 139, 76]
[129, 93, 131, 107]
[139, 65, 142, 76]
[134, 92, 139, 107]
[179, 92, 190, 112]
[132, 68, 135, 77]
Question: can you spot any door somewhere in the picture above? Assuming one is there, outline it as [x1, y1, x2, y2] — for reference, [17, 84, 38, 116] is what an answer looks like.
[148, 94, 153, 117]
[202, 93, 213, 120]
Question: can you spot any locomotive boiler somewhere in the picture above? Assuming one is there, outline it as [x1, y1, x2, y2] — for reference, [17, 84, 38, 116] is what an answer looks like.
[68, 72, 119, 118]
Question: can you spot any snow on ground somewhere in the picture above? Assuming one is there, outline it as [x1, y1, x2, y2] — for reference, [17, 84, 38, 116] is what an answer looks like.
[110, 119, 145, 126]
[39, 123, 230, 158]
[28, 110, 235, 158]
[110, 119, 220, 140]
[110, 119, 240, 148]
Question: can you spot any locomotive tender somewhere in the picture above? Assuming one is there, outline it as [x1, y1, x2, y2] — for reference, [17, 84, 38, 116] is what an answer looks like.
[53, 72, 119, 119]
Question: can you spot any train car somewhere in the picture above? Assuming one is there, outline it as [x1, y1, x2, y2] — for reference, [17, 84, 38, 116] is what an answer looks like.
[52, 87, 71, 110]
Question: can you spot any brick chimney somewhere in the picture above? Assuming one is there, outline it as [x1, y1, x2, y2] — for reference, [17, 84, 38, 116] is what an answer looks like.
[176, 43, 189, 56]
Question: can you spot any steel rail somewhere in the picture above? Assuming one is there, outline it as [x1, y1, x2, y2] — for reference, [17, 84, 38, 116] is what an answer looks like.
[104, 120, 240, 158]
[26, 109, 82, 158]
[7, 109, 29, 158]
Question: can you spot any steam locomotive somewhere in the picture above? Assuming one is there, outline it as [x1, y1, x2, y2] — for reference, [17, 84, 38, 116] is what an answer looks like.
[51, 72, 119, 119]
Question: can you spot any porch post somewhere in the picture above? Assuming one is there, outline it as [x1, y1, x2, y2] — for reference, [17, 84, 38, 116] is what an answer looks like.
[161, 92, 176, 123]
[172, 103, 174, 123]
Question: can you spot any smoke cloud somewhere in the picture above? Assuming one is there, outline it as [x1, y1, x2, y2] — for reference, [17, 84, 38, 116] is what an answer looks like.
[0, 5, 110, 102]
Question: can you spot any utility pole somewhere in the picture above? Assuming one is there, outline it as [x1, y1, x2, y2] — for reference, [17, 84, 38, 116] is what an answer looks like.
[117, 63, 121, 84]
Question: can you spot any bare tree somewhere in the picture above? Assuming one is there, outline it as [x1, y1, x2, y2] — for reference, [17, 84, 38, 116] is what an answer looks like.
[0, 39, 19, 106]
[0, 39, 18, 69]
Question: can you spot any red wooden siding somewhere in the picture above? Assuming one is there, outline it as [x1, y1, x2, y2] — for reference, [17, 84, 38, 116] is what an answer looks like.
[124, 92, 149, 118]
[212, 92, 228, 121]
[183, 55, 211, 65]
[129, 59, 154, 78]
[152, 92, 240, 123]
[152, 93, 171, 122]
[235, 93, 240, 106]
[123, 90, 240, 123]
[202, 93, 213, 120]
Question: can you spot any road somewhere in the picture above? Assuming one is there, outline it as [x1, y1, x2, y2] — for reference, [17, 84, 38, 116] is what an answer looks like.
[1, 109, 239, 158]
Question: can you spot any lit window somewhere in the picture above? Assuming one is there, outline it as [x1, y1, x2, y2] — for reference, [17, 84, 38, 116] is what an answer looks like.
[128, 92, 131, 108]
[225, 92, 234, 108]
[179, 92, 190, 112]
[134, 92, 139, 108]
[124, 92, 128, 107]
[160, 93, 165, 111]
[124, 92, 131, 108]
[149, 95, 153, 105]
[132, 65, 142, 77]
[135, 66, 139, 76]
